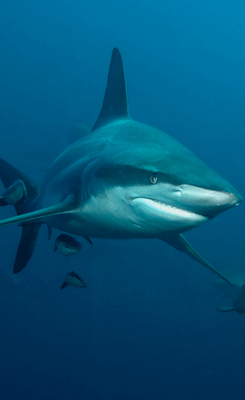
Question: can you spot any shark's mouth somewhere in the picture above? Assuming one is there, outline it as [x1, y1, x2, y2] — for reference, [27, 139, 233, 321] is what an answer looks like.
[130, 197, 209, 232]
[131, 197, 209, 217]
[130, 184, 242, 224]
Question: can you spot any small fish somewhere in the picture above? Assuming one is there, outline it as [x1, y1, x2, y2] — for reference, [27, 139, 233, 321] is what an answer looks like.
[0, 180, 27, 206]
[216, 284, 245, 314]
[60, 271, 87, 289]
[54, 234, 82, 255]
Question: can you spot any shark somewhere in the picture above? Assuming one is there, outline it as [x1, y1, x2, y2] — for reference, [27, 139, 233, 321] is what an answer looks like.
[0, 48, 242, 283]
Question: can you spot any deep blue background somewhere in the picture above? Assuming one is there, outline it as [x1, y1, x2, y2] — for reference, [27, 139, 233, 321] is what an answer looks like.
[0, 1, 245, 399]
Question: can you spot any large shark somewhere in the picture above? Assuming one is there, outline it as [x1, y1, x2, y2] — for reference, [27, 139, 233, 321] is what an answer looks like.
[0, 48, 242, 283]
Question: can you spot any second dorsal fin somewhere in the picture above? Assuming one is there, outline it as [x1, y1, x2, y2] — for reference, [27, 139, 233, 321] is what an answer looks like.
[92, 48, 129, 131]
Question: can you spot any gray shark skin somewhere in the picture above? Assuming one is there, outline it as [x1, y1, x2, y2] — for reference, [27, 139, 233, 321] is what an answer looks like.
[0, 48, 242, 281]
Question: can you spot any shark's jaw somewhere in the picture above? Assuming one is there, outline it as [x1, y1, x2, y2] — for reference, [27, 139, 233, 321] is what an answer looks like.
[130, 183, 242, 218]
[129, 188, 241, 235]
[129, 197, 208, 234]
[127, 183, 241, 236]
[51, 183, 242, 239]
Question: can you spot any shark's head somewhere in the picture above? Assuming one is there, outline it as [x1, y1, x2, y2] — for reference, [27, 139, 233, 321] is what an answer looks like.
[88, 118, 242, 237]
[82, 48, 242, 237]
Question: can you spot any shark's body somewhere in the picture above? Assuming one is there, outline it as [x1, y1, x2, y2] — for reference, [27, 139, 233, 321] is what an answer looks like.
[0, 48, 242, 282]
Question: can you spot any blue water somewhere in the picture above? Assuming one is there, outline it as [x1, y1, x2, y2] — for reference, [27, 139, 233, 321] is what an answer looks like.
[0, 1, 245, 399]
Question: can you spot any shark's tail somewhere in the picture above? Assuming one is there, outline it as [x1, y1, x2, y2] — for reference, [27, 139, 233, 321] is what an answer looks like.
[0, 158, 41, 273]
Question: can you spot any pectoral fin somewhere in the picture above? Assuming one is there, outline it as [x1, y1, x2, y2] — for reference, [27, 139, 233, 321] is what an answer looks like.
[13, 223, 41, 274]
[162, 234, 233, 286]
[0, 198, 75, 228]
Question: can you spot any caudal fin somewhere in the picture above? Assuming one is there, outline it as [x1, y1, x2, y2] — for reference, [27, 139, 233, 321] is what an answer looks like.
[13, 223, 41, 273]
[0, 158, 40, 273]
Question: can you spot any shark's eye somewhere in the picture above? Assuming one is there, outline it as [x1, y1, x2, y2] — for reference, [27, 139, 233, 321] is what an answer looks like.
[150, 173, 157, 184]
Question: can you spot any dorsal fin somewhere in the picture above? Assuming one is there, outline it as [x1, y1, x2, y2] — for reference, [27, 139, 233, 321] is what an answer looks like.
[92, 48, 129, 131]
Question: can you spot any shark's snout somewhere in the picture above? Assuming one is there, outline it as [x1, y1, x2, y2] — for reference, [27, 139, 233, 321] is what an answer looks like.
[225, 190, 243, 208]
[129, 183, 242, 235]
[174, 184, 243, 218]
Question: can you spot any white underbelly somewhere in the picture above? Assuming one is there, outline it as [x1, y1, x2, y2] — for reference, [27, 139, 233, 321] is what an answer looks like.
[48, 194, 208, 239]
